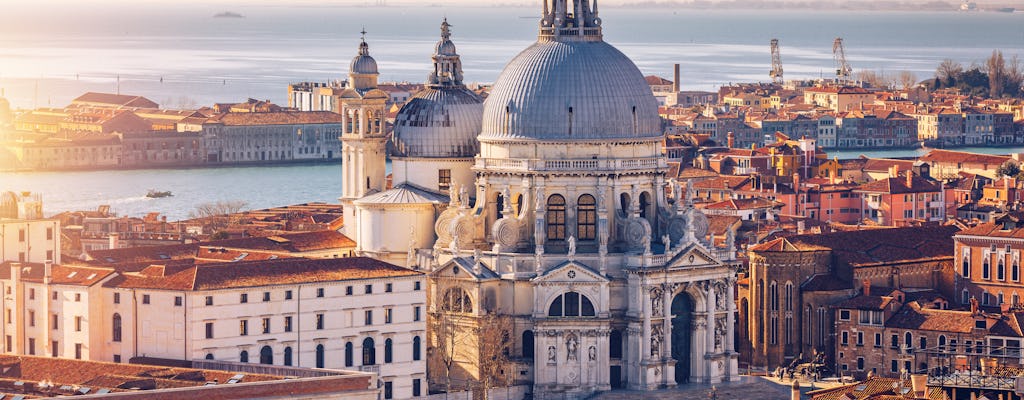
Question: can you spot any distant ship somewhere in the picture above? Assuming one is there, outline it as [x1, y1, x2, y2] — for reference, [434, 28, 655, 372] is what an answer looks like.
[996, 7, 1015, 12]
[213, 11, 244, 18]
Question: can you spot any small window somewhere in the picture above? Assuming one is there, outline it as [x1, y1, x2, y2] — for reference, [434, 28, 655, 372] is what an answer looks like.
[75, 293, 81, 302]
[240, 320, 249, 335]
[174, 296, 182, 306]
[438, 169, 452, 191]
[205, 296, 214, 306]
[838, 310, 851, 321]
[240, 293, 248, 303]
[316, 313, 324, 330]
[142, 294, 150, 304]
[75, 316, 82, 332]
[385, 283, 393, 293]
[285, 290, 293, 300]
[262, 318, 271, 334]
[205, 322, 214, 339]
[365, 310, 373, 325]
[385, 308, 393, 324]
[317, 288, 325, 298]
[284, 316, 293, 332]
[345, 286, 353, 296]
[113, 293, 119, 304]
[414, 281, 421, 291]
[975, 320, 986, 329]
[53, 291, 58, 300]
[365, 284, 373, 294]
[263, 292, 271, 302]
[414, 306, 421, 322]
[29, 288, 35, 300]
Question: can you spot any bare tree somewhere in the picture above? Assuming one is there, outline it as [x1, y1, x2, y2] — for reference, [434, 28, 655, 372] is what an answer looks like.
[188, 200, 249, 237]
[428, 291, 475, 397]
[474, 312, 513, 400]
[987, 50, 1007, 98]
[897, 70, 918, 89]
[1007, 55, 1024, 97]
[936, 59, 963, 86]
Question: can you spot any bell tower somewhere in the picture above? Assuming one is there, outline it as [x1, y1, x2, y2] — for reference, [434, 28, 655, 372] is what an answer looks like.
[339, 31, 388, 237]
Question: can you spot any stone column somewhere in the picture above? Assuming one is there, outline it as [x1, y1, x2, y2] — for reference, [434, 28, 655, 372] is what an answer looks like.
[705, 280, 717, 382]
[726, 279, 735, 353]
[663, 284, 675, 388]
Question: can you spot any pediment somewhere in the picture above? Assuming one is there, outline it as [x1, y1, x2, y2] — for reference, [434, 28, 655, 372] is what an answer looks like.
[430, 257, 499, 281]
[532, 260, 608, 284]
[665, 243, 723, 269]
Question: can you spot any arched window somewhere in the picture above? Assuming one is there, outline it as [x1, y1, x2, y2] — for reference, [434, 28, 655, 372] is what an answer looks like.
[441, 288, 473, 313]
[112, 313, 122, 342]
[610, 330, 623, 359]
[904, 332, 912, 349]
[770, 281, 779, 311]
[345, 342, 354, 367]
[1014, 293, 1021, 306]
[362, 337, 376, 365]
[962, 255, 971, 277]
[496, 192, 505, 219]
[983, 257, 991, 280]
[522, 330, 534, 359]
[1014, 259, 1020, 282]
[577, 194, 596, 240]
[639, 192, 651, 220]
[240, 350, 249, 363]
[938, 335, 947, 352]
[998, 258, 1006, 280]
[315, 344, 325, 368]
[205, 353, 214, 360]
[412, 336, 421, 361]
[919, 337, 927, 350]
[260, 345, 273, 365]
[785, 282, 793, 311]
[619, 193, 631, 218]
[284, 347, 293, 366]
[546, 195, 566, 241]
[548, 292, 596, 317]
[384, 338, 393, 363]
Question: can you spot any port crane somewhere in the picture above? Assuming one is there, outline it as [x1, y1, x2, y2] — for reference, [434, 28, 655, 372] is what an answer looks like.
[769, 38, 784, 84]
[832, 37, 853, 83]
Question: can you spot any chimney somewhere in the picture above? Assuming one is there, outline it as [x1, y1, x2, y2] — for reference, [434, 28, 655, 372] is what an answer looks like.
[791, 379, 800, 400]
[673, 64, 680, 92]
[906, 170, 914, 189]
[862, 279, 871, 296]
[889, 165, 898, 179]
[109, 233, 120, 250]
[970, 297, 979, 316]
[43, 260, 53, 285]
[11, 262, 21, 285]
[911, 374, 927, 397]
[793, 172, 801, 191]
[727, 132, 735, 148]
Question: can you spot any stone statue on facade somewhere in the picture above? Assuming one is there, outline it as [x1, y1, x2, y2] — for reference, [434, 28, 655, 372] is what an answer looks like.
[651, 287, 663, 317]
[566, 334, 579, 362]
[642, 235, 651, 255]
[548, 346, 556, 363]
[662, 234, 671, 253]
[651, 333, 661, 358]
[459, 185, 470, 209]
[567, 235, 576, 260]
[589, 345, 597, 361]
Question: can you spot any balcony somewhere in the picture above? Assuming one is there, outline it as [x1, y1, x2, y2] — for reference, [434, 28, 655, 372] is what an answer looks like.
[475, 157, 667, 173]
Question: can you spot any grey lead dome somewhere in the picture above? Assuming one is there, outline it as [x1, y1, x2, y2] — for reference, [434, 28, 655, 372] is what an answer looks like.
[479, 39, 662, 142]
[392, 88, 483, 158]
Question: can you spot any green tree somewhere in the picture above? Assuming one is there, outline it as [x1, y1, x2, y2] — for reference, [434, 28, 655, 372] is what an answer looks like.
[996, 160, 1020, 178]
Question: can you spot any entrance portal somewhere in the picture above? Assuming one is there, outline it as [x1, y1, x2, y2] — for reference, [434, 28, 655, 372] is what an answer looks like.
[671, 293, 694, 384]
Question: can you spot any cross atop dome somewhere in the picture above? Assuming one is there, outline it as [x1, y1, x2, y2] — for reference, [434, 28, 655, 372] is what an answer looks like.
[440, 18, 451, 41]
[358, 27, 370, 56]
[539, 0, 602, 41]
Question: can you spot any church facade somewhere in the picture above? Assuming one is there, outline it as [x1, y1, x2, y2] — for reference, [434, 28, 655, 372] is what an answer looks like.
[340, 2, 739, 398]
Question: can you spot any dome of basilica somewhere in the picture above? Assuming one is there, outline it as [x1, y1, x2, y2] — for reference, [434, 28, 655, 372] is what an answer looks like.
[392, 88, 483, 158]
[479, 33, 661, 142]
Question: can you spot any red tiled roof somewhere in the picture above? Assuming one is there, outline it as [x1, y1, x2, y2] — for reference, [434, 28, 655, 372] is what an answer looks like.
[832, 294, 895, 310]
[644, 75, 673, 86]
[855, 174, 942, 194]
[885, 302, 980, 333]
[750, 226, 959, 266]
[205, 111, 341, 126]
[0, 262, 114, 286]
[919, 149, 1010, 167]
[104, 257, 420, 291]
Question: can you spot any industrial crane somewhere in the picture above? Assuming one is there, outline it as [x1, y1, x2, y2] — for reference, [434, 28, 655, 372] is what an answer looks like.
[832, 37, 853, 83]
[769, 38, 784, 84]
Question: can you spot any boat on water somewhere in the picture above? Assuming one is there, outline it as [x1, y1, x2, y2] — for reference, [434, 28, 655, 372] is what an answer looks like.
[146, 190, 173, 198]
[996, 7, 1015, 12]
[213, 11, 244, 18]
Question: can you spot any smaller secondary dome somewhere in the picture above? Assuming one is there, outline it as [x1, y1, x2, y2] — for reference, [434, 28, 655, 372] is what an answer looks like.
[393, 19, 482, 159]
[392, 87, 483, 158]
[350, 38, 378, 75]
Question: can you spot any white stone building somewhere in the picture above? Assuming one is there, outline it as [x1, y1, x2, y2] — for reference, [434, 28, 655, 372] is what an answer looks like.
[0, 257, 428, 400]
[341, 5, 739, 399]
[0, 191, 61, 265]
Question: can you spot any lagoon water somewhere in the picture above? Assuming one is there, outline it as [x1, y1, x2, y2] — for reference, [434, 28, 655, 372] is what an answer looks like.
[1, 3, 1024, 218]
